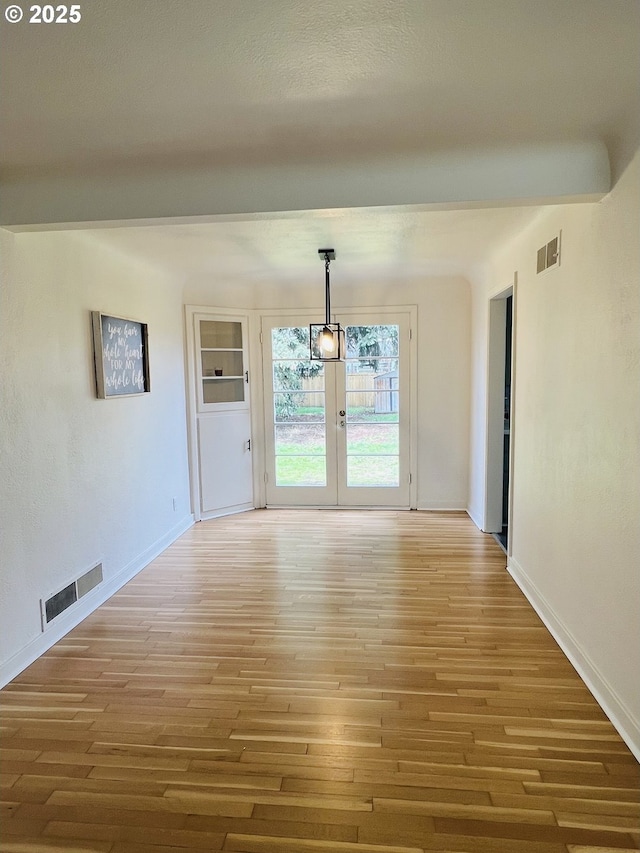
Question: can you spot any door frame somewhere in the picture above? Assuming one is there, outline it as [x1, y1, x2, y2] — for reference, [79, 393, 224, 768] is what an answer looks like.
[484, 279, 517, 554]
[259, 305, 418, 509]
[185, 304, 255, 522]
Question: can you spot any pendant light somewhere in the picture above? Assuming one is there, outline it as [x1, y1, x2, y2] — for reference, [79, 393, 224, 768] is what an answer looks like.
[310, 248, 345, 361]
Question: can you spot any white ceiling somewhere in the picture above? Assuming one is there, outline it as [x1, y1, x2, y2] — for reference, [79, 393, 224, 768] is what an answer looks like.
[85, 205, 546, 282]
[2, 0, 638, 278]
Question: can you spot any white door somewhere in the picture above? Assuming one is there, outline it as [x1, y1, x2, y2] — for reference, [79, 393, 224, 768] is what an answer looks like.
[186, 309, 254, 520]
[263, 312, 412, 507]
[198, 412, 253, 514]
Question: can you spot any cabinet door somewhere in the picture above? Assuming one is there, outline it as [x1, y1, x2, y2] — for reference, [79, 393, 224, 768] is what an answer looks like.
[196, 316, 248, 412]
[198, 412, 253, 515]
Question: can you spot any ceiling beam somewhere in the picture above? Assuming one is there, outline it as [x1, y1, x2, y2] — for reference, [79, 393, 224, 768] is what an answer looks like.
[1, 141, 610, 229]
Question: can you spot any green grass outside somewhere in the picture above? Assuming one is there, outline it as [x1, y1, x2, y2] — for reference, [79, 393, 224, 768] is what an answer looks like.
[276, 406, 398, 424]
[276, 437, 399, 456]
[275, 454, 399, 487]
[276, 456, 326, 486]
[274, 411, 400, 487]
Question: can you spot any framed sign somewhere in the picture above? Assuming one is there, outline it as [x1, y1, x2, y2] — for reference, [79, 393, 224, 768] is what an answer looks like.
[91, 312, 150, 398]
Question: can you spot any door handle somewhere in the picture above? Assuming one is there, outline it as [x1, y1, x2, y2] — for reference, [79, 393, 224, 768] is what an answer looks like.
[339, 410, 346, 417]
[339, 420, 345, 428]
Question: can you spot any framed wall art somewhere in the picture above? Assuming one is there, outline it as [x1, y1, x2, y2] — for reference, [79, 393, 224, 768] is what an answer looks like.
[91, 311, 150, 398]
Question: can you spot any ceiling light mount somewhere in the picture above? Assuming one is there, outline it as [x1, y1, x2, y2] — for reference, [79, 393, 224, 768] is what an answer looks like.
[310, 249, 344, 361]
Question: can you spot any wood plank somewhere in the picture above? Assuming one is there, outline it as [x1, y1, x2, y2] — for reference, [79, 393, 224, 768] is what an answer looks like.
[224, 835, 423, 852]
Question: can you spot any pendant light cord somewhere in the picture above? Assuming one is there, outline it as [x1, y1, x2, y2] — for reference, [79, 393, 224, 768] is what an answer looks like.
[324, 252, 331, 326]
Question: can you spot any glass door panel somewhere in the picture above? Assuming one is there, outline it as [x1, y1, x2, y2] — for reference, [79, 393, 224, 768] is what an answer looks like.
[264, 314, 410, 507]
[341, 325, 402, 492]
[274, 385, 327, 487]
[265, 324, 337, 505]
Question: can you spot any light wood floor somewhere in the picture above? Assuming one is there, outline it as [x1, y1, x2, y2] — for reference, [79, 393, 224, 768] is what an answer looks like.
[2, 510, 638, 853]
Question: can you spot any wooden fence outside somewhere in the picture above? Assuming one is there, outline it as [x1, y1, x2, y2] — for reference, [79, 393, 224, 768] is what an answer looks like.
[299, 372, 398, 412]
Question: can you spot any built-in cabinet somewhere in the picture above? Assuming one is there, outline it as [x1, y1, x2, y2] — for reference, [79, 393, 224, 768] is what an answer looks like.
[188, 310, 254, 519]
[198, 318, 247, 408]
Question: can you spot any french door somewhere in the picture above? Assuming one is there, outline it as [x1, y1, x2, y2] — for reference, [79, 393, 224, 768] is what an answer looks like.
[262, 311, 413, 507]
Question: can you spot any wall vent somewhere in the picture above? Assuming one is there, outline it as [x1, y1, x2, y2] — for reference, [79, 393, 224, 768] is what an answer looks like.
[76, 563, 103, 597]
[41, 563, 103, 629]
[536, 231, 561, 274]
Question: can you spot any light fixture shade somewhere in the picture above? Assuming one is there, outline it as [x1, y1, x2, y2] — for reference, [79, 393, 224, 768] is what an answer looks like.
[310, 323, 345, 361]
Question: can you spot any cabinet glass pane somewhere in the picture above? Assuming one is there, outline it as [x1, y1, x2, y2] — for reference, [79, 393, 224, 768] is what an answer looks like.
[202, 378, 245, 404]
[200, 320, 243, 349]
[201, 350, 244, 378]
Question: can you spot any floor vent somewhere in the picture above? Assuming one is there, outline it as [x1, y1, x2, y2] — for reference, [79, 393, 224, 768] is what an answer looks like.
[41, 563, 103, 629]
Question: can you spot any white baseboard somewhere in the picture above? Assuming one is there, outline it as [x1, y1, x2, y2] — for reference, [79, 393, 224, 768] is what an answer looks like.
[0, 514, 194, 688]
[466, 505, 484, 530]
[200, 503, 255, 521]
[416, 503, 468, 512]
[507, 556, 640, 762]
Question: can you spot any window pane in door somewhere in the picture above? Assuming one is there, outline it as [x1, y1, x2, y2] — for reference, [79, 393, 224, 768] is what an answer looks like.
[345, 324, 400, 488]
[346, 358, 398, 386]
[275, 424, 325, 455]
[346, 390, 399, 423]
[346, 424, 399, 455]
[273, 391, 325, 423]
[276, 456, 326, 486]
[346, 325, 399, 358]
[347, 456, 399, 487]
[272, 327, 327, 487]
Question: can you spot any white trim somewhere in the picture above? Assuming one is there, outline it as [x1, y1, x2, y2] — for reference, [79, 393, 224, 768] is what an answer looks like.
[417, 504, 468, 512]
[506, 275, 518, 557]
[0, 514, 194, 688]
[248, 310, 267, 508]
[260, 308, 417, 509]
[466, 505, 484, 530]
[184, 305, 200, 520]
[507, 556, 640, 762]
[258, 304, 417, 318]
[484, 281, 515, 537]
[408, 308, 418, 510]
[266, 504, 411, 511]
[484, 297, 507, 533]
[184, 305, 254, 520]
[200, 504, 254, 521]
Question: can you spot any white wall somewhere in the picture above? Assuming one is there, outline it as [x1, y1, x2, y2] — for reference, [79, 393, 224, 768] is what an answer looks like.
[0, 229, 193, 684]
[469, 151, 640, 756]
[184, 273, 471, 511]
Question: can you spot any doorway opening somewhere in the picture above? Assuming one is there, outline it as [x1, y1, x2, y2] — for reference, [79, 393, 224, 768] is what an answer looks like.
[496, 294, 512, 549]
[485, 286, 515, 553]
[262, 311, 414, 508]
